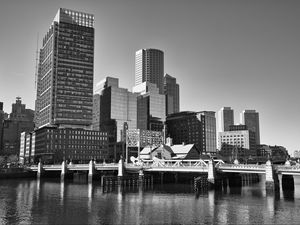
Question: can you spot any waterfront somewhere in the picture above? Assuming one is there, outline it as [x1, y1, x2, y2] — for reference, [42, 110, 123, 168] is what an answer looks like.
[0, 175, 300, 225]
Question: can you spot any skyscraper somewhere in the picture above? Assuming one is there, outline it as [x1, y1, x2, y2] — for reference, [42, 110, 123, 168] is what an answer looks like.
[95, 77, 137, 142]
[218, 107, 234, 132]
[135, 48, 164, 94]
[164, 74, 180, 115]
[133, 82, 165, 131]
[240, 110, 260, 145]
[35, 8, 95, 129]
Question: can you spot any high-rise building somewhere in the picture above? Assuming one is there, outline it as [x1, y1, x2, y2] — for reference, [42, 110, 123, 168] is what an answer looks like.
[92, 94, 101, 131]
[164, 74, 180, 115]
[135, 48, 164, 94]
[133, 82, 165, 131]
[26, 9, 111, 163]
[35, 8, 95, 129]
[240, 110, 260, 145]
[166, 111, 216, 153]
[1, 98, 34, 155]
[94, 77, 138, 142]
[218, 107, 234, 132]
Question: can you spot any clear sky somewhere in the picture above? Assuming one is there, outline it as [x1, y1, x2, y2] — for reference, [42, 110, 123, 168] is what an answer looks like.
[0, 0, 299, 154]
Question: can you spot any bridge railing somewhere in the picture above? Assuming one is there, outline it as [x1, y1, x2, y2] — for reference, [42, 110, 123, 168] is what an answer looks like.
[95, 163, 118, 168]
[277, 165, 300, 171]
[141, 159, 208, 168]
[218, 164, 266, 170]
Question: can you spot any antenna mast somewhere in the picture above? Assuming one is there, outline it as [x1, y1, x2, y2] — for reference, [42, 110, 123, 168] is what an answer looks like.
[35, 33, 39, 90]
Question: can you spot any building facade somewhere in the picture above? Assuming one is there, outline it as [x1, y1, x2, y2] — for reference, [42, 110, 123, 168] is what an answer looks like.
[1, 98, 34, 156]
[166, 111, 216, 153]
[35, 8, 94, 129]
[218, 107, 234, 132]
[92, 94, 101, 130]
[218, 129, 256, 162]
[94, 77, 137, 142]
[240, 110, 260, 145]
[135, 48, 164, 94]
[164, 74, 180, 115]
[32, 127, 108, 163]
[133, 82, 165, 131]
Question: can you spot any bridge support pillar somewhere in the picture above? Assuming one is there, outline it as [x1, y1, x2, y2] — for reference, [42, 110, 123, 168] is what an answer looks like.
[207, 159, 216, 189]
[282, 175, 294, 191]
[118, 156, 124, 177]
[139, 169, 144, 184]
[61, 161, 67, 181]
[88, 160, 95, 183]
[37, 161, 43, 179]
[265, 160, 279, 194]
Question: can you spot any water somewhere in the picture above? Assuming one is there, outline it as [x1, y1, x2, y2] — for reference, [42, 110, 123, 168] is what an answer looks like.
[0, 175, 300, 225]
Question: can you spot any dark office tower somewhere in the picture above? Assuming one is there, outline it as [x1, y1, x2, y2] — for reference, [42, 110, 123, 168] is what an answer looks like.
[218, 107, 234, 132]
[166, 111, 216, 153]
[135, 48, 164, 94]
[0, 102, 3, 111]
[164, 74, 179, 115]
[35, 8, 94, 129]
[240, 110, 260, 145]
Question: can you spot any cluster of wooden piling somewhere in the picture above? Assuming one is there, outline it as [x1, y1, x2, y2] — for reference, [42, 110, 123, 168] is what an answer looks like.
[101, 175, 153, 188]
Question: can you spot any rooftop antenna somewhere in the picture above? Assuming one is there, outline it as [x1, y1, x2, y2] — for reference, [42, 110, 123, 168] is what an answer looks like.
[34, 33, 39, 91]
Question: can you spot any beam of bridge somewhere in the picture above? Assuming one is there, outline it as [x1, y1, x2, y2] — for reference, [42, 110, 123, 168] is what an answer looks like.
[218, 164, 266, 174]
[276, 165, 300, 175]
[30, 163, 119, 172]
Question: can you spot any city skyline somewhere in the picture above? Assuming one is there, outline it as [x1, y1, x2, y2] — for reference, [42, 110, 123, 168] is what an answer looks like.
[0, 0, 299, 154]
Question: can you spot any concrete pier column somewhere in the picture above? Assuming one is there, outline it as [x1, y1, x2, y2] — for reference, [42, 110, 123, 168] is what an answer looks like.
[37, 161, 43, 179]
[282, 174, 294, 191]
[100, 175, 104, 187]
[139, 169, 144, 184]
[207, 159, 216, 188]
[88, 160, 95, 182]
[61, 161, 67, 181]
[265, 160, 279, 193]
[118, 157, 124, 177]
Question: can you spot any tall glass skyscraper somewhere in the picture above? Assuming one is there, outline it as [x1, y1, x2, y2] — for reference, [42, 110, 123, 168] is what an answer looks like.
[95, 77, 137, 142]
[240, 110, 260, 145]
[135, 48, 164, 94]
[164, 74, 180, 115]
[133, 82, 165, 131]
[35, 8, 95, 129]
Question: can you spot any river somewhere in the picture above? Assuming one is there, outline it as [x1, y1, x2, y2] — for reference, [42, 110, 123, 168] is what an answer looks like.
[0, 175, 300, 224]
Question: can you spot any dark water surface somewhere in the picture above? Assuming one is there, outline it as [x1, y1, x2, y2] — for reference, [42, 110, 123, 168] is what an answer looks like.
[0, 175, 300, 225]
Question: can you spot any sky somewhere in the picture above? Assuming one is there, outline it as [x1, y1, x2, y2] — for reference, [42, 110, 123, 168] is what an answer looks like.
[0, 0, 299, 154]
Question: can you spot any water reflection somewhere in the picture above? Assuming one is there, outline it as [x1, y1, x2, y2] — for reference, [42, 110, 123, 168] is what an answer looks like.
[0, 177, 300, 224]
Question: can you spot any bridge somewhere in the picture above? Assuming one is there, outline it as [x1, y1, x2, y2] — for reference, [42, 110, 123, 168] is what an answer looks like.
[29, 159, 300, 192]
